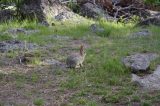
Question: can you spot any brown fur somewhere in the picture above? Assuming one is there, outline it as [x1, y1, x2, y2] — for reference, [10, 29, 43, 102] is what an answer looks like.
[66, 45, 86, 68]
[80, 45, 84, 56]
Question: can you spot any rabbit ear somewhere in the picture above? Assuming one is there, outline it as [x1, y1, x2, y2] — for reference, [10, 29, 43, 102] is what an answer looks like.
[80, 45, 84, 56]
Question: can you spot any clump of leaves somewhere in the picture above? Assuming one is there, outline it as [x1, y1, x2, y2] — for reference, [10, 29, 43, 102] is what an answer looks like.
[0, 0, 24, 19]
[33, 98, 44, 106]
[144, 0, 160, 5]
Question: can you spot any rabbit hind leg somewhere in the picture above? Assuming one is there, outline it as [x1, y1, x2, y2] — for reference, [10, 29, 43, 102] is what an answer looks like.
[75, 64, 80, 68]
[80, 63, 83, 67]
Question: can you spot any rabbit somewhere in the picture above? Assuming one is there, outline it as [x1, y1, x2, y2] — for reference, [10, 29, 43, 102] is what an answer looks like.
[66, 45, 86, 68]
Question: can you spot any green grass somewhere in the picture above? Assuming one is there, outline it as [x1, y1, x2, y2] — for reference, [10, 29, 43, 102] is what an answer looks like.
[131, 95, 141, 102]
[141, 101, 152, 106]
[97, 19, 135, 37]
[144, 0, 160, 5]
[0, 18, 160, 105]
[33, 98, 44, 106]
[70, 97, 98, 106]
[58, 22, 160, 105]
[0, 34, 12, 41]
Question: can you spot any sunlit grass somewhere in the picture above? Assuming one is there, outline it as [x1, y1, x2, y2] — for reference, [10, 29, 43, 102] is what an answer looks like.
[97, 18, 136, 37]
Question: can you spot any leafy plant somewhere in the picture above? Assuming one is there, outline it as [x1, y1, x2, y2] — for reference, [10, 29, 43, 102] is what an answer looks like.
[144, 0, 160, 5]
[0, 0, 24, 19]
[67, 1, 80, 13]
[33, 98, 44, 106]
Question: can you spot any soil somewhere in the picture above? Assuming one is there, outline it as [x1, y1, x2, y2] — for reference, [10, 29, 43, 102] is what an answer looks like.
[0, 35, 93, 106]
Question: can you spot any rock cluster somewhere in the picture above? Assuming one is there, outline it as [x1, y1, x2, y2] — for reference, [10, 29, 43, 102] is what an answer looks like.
[122, 53, 160, 90]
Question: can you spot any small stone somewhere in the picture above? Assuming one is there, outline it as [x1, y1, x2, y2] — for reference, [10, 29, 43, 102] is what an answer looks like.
[38, 21, 50, 27]
[6, 28, 26, 35]
[90, 24, 105, 33]
[131, 29, 151, 38]
[46, 35, 71, 41]
[54, 11, 75, 21]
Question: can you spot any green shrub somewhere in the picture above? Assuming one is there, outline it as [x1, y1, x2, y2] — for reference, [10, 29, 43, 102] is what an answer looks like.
[33, 98, 44, 106]
[0, 0, 24, 19]
[67, 1, 80, 13]
[144, 0, 160, 5]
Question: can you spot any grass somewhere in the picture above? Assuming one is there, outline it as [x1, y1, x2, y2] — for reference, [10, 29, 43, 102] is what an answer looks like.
[0, 34, 12, 41]
[0, 17, 160, 105]
[33, 98, 44, 106]
[97, 18, 135, 37]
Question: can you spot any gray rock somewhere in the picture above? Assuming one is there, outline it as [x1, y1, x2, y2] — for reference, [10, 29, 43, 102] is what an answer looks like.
[0, 40, 38, 53]
[122, 53, 159, 73]
[148, 10, 160, 17]
[0, 9, 16, 22]
[54, 11, 75, 21]
[112, 0, 121, 4]
[7, 28, 26, 35]
[47, 35, 71, 40]
[137, 15, 160, 26]
[155, 13, 160, 17]
[38, 21, 50, 27]
[80, 2, 111, 19]
[132, 65, 160, 90]
[4, 28, 40, 36]
[131, 29, 152, 38]
[90, 24, 105, 33]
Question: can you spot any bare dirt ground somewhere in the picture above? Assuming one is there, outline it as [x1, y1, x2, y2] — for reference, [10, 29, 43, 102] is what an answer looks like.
[0, 36, 94, 106]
